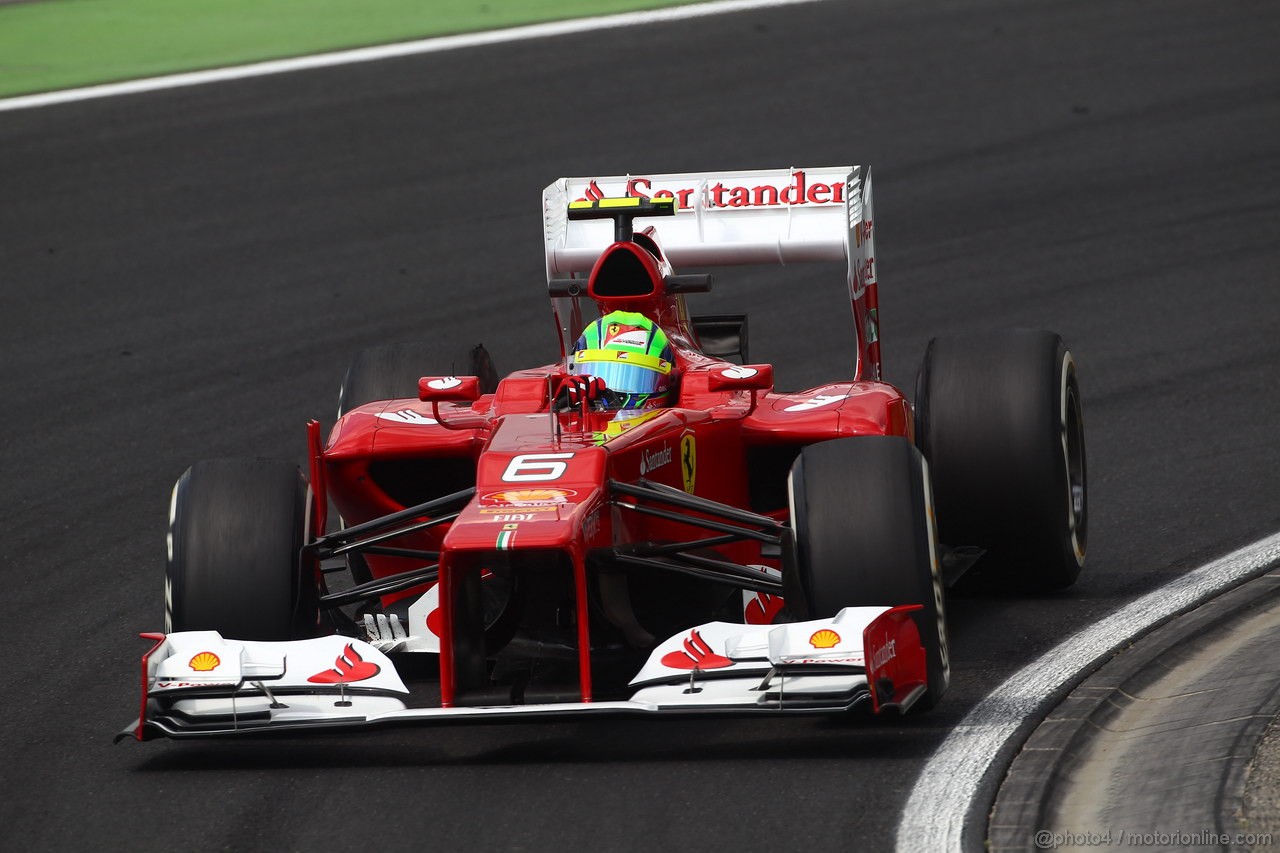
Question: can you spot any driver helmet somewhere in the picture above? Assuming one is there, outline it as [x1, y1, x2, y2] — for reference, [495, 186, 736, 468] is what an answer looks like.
[573, 311, 675, 410]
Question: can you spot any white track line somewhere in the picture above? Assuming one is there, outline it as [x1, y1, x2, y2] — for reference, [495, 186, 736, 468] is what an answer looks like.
[0, 0, 829, 112]
[895, 530, 1280, 852]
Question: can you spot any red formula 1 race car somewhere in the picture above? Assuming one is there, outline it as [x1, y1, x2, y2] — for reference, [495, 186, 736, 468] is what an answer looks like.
[121, 167, 1087, 741]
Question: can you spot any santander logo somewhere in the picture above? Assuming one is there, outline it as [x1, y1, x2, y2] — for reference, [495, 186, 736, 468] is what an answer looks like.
[870, 638, 898, 671]
[639, 444, 673, 475]
[577, 171, 847, 212]
[307, 643, 381, 684]
[745, 592, 786, 625]
[661, 630, 734, 670]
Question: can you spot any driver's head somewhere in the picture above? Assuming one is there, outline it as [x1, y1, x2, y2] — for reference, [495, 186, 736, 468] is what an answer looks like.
[573, 311, 675, 409]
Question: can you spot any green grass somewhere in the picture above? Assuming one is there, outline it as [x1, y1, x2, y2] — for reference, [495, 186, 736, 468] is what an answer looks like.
[0, 0, 698, 97]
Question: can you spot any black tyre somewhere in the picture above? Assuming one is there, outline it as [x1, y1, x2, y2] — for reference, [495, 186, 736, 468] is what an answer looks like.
[787, 437, 949, 710]
[915, 330, 1086, 591]
[337, 341, 498, 417]
[166, 457, 316, 641]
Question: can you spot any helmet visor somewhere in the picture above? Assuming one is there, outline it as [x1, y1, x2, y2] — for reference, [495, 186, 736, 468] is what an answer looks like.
[575, 349, 671, 395]
[598, 389, 669, 411]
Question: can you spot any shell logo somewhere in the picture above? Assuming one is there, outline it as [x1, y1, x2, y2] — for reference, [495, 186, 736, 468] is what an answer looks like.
[189, 651, 221, 671]
[483, 488, 575, 505]
[808, 629, 841, 649]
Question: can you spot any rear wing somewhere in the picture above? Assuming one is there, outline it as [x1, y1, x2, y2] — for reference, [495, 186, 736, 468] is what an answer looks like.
[542, 166, 882, 378]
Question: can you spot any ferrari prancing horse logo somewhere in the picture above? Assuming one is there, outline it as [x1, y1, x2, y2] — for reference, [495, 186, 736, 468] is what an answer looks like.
[680, 434, 696, 493]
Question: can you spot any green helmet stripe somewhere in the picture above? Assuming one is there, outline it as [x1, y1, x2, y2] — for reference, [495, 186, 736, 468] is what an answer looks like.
[583, 311, 670, 358]
[645, 324, 670, 357]
[581, 319, 601, 350]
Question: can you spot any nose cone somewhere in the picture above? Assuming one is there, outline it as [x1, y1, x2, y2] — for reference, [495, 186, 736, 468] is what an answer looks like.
[444, 426, 608, 553]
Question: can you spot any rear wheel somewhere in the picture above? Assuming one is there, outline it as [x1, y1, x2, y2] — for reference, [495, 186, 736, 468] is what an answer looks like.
[787, 437, 949, 710]
[915, 329, 1087, 591]
[165, 457, 316, 641]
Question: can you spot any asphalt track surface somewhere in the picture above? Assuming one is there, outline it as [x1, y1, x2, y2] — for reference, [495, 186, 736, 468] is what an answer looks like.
[2, 1, 1278, 850]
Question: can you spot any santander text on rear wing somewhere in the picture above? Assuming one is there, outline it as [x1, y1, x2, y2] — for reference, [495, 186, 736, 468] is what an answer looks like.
[543, 166, 871, 272]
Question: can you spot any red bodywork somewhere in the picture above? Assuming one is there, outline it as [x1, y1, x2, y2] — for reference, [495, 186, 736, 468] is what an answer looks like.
[318, 227, 909, 708]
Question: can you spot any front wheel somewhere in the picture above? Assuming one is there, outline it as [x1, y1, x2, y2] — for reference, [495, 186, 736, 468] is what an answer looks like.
[165, 457, 316, 641]
[916, 330, 1087, 591]
[787, 437, 950, 711]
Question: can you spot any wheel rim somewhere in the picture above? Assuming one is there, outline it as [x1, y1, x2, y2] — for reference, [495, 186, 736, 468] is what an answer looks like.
[1063, 371, 1087, 564]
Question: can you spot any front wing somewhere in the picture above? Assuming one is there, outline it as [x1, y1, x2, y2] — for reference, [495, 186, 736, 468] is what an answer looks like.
[119, 606, 927, 741]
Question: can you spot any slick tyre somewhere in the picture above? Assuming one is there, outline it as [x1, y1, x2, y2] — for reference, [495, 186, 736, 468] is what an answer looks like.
[915, 330, 1087, 591]
[337, 341, 498, 417]
[787, 437, 949, 711]
[166, 457, 316, 641]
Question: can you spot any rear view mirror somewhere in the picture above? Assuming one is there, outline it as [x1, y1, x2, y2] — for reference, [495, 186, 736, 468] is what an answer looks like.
[706, 364, 773, 393]
[418, 376, 482, 403]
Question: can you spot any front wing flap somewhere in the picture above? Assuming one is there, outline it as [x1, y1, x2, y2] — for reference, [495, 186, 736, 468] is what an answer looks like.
[121, 606, 926, 741]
